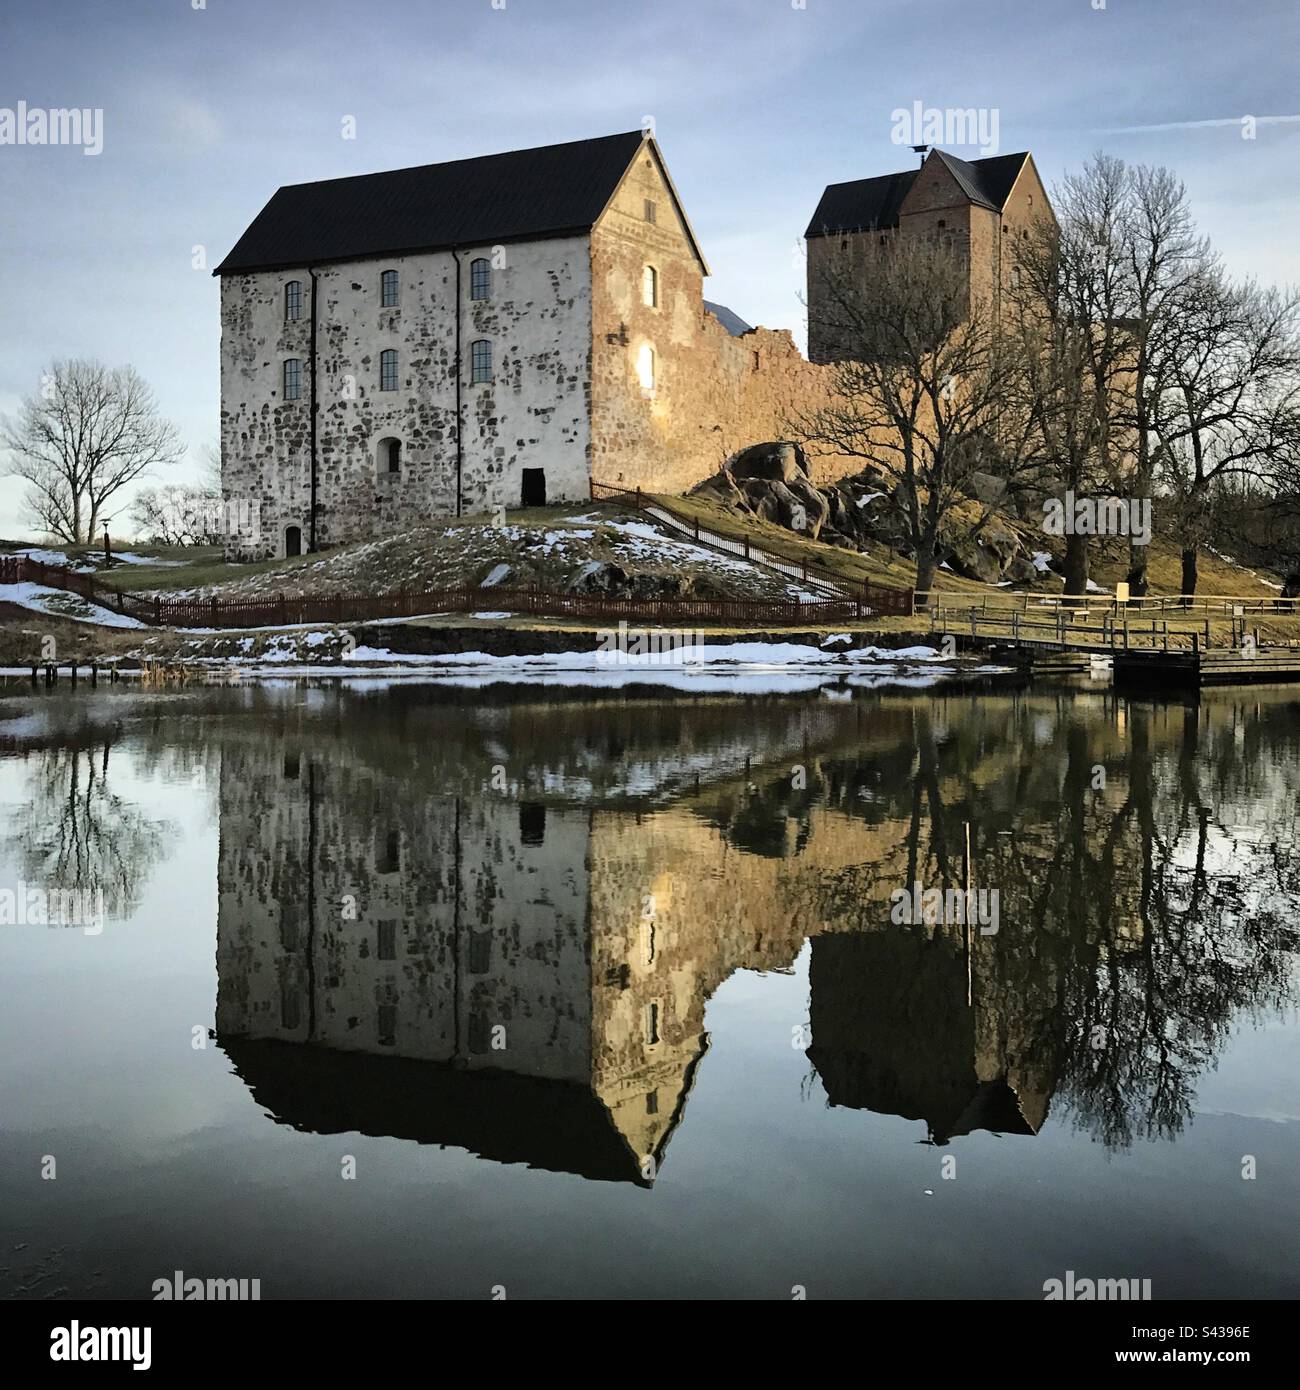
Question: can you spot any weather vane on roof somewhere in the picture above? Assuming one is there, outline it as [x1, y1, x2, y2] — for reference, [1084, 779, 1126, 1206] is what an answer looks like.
[911, 144, 930, 165]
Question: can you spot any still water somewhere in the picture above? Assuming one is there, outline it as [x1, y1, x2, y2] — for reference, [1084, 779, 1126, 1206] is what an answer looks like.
[1, 675, 1297, 1300]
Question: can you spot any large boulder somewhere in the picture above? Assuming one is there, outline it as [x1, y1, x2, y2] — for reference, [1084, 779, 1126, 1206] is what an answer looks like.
[726, 441, 809, 486]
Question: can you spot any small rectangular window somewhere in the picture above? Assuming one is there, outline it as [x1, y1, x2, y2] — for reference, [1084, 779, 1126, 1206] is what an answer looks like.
[643, 198, 657, 224]
[284, 280, 302, 321]
[379, 828, 399, 872]
[471, 339, 492, 383]
[379, 349, 398, 391]
[470, 257, 491, 301]
[469, 931, 492, 974]
[377, 920, 397, 961]
[381, 269, 399, 307]
[282, 358, 301, 400]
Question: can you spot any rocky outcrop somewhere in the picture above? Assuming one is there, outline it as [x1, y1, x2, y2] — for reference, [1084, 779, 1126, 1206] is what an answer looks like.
[565, 560, 725, 600]
[690, 441, 1046, 586]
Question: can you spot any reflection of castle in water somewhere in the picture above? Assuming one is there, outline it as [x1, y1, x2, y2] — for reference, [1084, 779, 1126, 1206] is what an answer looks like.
[214, 712, 1058, 1181]
[214, 685, 1298, 1180]
[217, 724, 829, 1185]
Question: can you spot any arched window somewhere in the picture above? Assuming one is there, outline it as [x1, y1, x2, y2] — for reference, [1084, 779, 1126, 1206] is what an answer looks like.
[379, 349, 398, 391]
[470, 339, 492, 383]
[284, 280, 302, 320]
[636, 342, 655, 392]
[282, 358, 302, 400]
[470, 257, 491, 300]
[380, 269, 399, 307]
[642, 264, 658, 308]
[378, 437, 401, 473]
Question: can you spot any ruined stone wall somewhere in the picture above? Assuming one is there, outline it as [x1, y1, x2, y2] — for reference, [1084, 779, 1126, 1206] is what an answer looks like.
[589, 154, 863, 494]
[219, 235, 592, 560]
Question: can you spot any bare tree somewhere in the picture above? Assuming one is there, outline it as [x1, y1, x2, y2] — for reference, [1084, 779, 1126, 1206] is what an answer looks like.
[1154, 270, 1300, 596]
[0, 358, 182, 543]
[131, 439, 223, 546]
[1116, 165, 1211, 594]
[793, 235, 1034, 602]
[1009, 155, 1134, 595]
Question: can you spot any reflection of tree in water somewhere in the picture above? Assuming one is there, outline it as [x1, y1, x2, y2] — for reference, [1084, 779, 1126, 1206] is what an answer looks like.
[6, 736, 175, 919]
[785, 697, 1299, 1150]
[1052, 707, 1299, 1148]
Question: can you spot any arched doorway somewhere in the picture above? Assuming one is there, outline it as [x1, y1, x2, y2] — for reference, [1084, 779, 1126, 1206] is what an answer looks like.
[377, 437, 402, 474]
[285, 525, 302, 558]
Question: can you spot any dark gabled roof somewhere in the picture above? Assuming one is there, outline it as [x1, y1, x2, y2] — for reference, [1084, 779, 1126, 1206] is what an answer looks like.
[219, 1037, 655, 1185]
[215, 130, 651, 275]
[805, 150, 1030, 238]
[934, 149, 1028, 211]
[704, 300, 753, 336]
[805, 169, 917, 239]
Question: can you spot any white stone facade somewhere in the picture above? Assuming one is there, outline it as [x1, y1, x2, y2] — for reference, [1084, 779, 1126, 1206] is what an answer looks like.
[219, 236, 593, 560]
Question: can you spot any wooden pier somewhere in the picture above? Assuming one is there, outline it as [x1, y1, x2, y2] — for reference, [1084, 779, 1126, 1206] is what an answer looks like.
[930, 602, 1300, 688]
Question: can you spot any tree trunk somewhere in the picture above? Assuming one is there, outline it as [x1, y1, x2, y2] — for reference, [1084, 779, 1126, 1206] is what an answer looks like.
[914, 541, 937, 612]
[1062, 530, 1090, 597]
[1126, 540, 1149, 597]
[1180, 546, 1198, 603]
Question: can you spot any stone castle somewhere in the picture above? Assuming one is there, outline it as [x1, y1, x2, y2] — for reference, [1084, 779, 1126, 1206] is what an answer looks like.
[216, 132, 1049, 559]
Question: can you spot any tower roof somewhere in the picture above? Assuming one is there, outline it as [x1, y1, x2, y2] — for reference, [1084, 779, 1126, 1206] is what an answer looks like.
[805, 150, 1030, 238]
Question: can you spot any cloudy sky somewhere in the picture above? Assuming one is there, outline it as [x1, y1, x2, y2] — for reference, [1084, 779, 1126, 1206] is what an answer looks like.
[0, 0, 1296, 538]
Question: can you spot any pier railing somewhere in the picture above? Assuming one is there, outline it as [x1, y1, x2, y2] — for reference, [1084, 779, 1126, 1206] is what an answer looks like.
[916, 588, 1299, 619]
[926, 604, 1293, 654]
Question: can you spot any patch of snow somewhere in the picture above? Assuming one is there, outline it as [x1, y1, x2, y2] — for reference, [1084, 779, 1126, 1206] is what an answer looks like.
[1031, 552, 1053, 573]
[480, 563, 512, 587]
[0, 581, 148, 629]
[470, 611, 510, 620]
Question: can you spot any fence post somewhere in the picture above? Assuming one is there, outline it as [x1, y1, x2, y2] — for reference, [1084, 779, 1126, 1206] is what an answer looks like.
[635, 486, 642, 511]
[211, 596, 219, 627]
[154, 595, 161, 624]
[279, 593, 287, 626]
